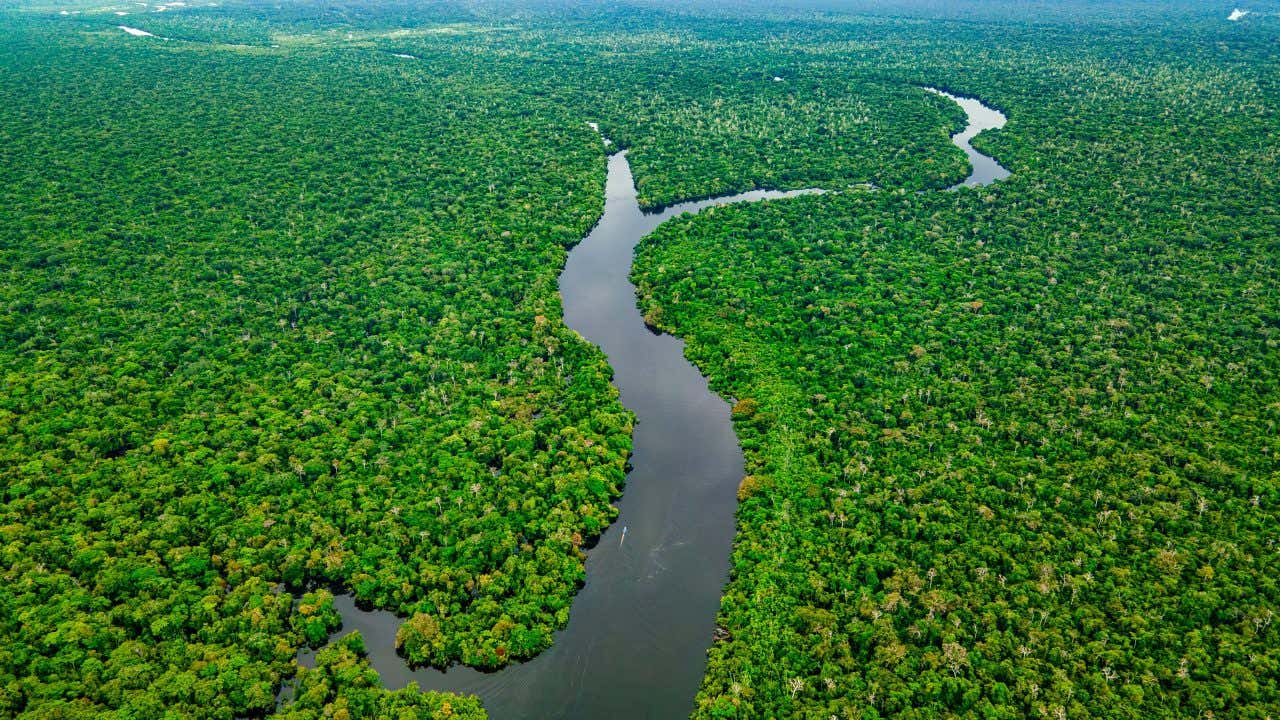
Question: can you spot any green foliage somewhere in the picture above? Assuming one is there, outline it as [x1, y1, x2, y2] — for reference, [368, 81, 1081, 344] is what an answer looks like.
[395, 613, 445, 667]
[278, 632, 485, 720]
[0, 8, 636, 718]
[634, 10, 1280, 720]
[293, 591, 343, 649]
[597, 67, 965, 209]
[3, 1, 1279, 718]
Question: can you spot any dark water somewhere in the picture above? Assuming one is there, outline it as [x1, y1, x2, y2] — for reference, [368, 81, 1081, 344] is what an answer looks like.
[298, 91, 1008, 719]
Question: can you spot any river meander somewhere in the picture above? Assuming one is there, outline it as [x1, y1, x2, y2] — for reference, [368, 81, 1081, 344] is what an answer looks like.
[297, 87, 1009, 719]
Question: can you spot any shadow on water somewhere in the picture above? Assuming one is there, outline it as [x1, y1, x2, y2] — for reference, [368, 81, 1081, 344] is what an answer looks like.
[293, 89, 1009, 719]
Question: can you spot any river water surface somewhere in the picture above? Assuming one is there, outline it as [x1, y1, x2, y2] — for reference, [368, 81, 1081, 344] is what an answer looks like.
[300, 88, 1008, 719]
[927, 87, 1010, 187]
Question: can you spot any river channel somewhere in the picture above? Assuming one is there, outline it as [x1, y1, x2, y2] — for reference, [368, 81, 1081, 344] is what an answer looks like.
[297, 87, 1009, 719]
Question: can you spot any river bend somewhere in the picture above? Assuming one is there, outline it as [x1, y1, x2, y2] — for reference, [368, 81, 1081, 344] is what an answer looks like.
[298, 87, 1009, 719]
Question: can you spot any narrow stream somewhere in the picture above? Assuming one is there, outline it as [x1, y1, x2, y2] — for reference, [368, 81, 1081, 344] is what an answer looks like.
[297, 88, 1008, 719]
[926, 87, 1011, 187]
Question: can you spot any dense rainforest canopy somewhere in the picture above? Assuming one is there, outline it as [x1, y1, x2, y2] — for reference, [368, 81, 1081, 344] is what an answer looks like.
[1, 4, 637, 716]
[1, 0, 1277, 718]
[635, 10, 1280, 720]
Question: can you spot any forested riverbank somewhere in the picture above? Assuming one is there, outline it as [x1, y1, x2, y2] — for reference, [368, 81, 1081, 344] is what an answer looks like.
[2, 2, 1277, 718]
[635, 13, 1280, 719]
[1, 10, 629, 717]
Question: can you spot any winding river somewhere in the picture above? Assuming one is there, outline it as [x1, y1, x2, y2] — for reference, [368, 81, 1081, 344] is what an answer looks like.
[927, 87, 1010, 187]
[298, 88, 1008, 719]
